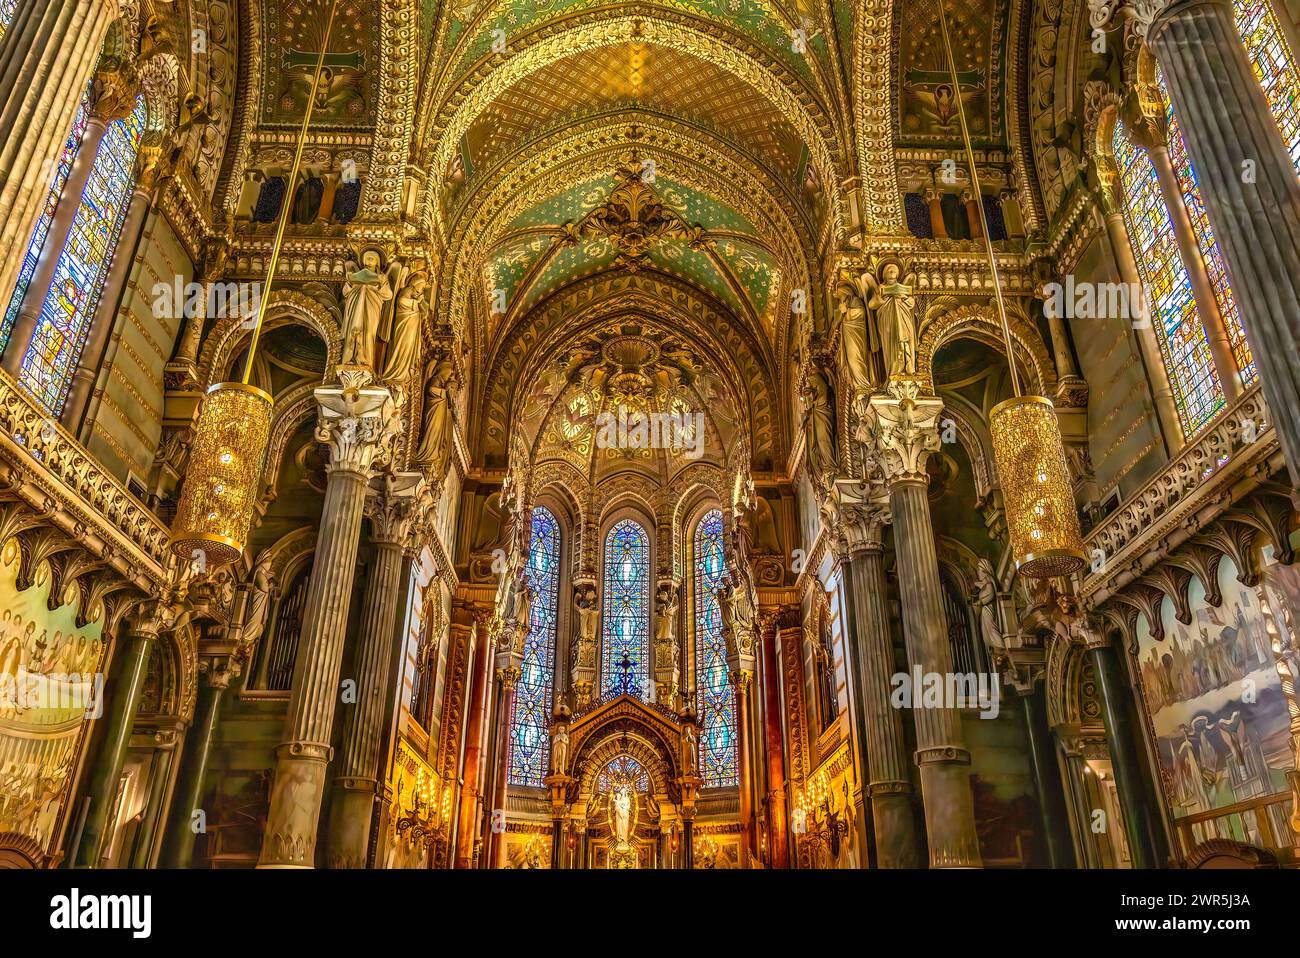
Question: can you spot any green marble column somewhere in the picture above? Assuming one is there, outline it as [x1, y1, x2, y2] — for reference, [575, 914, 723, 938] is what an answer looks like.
[159, 663, 232, 868]
[1021, 679, 1075, 867]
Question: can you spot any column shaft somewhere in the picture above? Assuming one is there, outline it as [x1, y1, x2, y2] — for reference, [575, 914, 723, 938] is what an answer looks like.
[760, 623, 789, 868]
[455, 625, 493, 868]
[73, 629, 154, 867]
[328, 536, 405, 868]
[890, 479, 981, 867]
[258, 466, 370, 867]
[160, 675, 227, 868]
[489, 670, 516, 868]
[1021, 682, 1076, 867]
[845, 543, 920, 868]
[735, 673, 753, 864]
[1147, 0, 1300, 481]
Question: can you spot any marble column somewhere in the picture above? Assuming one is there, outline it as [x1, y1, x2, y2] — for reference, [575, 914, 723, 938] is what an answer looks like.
[759, 611, 789, 868]
[258, 375, 396, 868]
[733, 669, 754, 864]
[74, 601, 174, 867]
[160, 659, 235, 868]
[865, 378, 981, 868]
[454, 610, 493, 868]
[127, 724, 180, 868]
[838, 505, 921, 868]
[924, 188, 949, 239]
[488, 661, 519, 869]
[327, 473, 422, 868]
[1138, 0, 1300, 482]
[62, 141, 165, 430]
[1086, 635, 1159, 869]
[1021, 678, 1076, 868]
[0, 0, 119, 311]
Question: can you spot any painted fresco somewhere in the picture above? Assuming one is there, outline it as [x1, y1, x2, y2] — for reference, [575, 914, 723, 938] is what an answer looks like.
[1134, 551, 1296, 844]
[0, 536, 106, 855]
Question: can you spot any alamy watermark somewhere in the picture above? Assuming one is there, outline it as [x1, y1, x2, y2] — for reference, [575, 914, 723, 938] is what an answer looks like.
[890, 666, 1001, 719]
[152, 277, 262, 324]
[594, 406, 705, 459]
[0, 670, 103, 719]
[1042, 276, 1149, 327]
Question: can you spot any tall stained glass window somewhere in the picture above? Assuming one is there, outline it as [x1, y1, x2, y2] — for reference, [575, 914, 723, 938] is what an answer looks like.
[693, 509, 736, 787]
[20, 94, 146, 415]
[1165, 95, 1256, 384]
[508, 506, 560, 787]
[600, 519, 650, 700]
[2, 93, 90, 349]
[1235, 0, 1300, 173]
[0, 0, 16, 43]
[1113, 120, 1223, 438]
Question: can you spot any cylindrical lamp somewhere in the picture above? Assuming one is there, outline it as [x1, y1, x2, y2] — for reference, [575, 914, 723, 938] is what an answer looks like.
[989, 395, 1086, 578]
[168, 382, 273, 566]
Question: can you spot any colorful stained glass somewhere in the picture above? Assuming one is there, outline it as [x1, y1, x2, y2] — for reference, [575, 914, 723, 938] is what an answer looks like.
[596, 754, 650, 793]
[694, 509, 736, 787]
[1113, 120, 1224, 438]
[508, 506, 561, 787]
[1, 93, 90, 350]
[600, 519, 650, 700]
[0, 0, 15, 44]
[1165, 94, 1256, 385]
[20, 95, 145, 415]
[1235, 0, 1300, 173]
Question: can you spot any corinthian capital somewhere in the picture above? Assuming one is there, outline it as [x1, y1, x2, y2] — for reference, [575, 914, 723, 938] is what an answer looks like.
[364, 471, 425, 545]
[315, 377, 399, 476]
[865, 376, 944, 486]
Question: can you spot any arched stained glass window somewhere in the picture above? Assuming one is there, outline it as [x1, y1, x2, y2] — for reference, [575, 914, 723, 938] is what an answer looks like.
[2, 93, 90, 349]
[596, 755, 650, 793]
[508, 506, 560, 787]
[600, 519, 650, 700]
[20, 94, 146, 415]
[1165, 97, 1256, 384]
[1235, 0, 1300, 173]
[1112, 120, 1223, 438]
[693, 509, 737, 787]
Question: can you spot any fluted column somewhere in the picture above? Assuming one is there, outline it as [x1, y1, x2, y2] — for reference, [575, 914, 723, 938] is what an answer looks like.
[455, 609, 494, 868]
[62, 140, 165, 430]
[258, 376, 397, 868]
[839, 505, 920, 868]
[1136, 0, 1300, 482]
[0, 0, 119, 312]
[865, 377, 981, 868]
[160, 658, 236, 868]
[74, 601, 175, 867]
[327, 472, 423, 868]
[733, 669, 754, 864]
[488, 662, 519, 869]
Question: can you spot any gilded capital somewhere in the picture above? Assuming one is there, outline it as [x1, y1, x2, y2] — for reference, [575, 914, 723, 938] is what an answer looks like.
[865, 376, 944, 486]
[315, 375, 400, 476]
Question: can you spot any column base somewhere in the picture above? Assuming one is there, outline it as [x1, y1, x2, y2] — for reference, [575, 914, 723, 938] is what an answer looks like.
[918, 762, 982, 868]
[326, 780, 379, 869]
[868, 783, 921, 869]
[258, 746, 331, 869]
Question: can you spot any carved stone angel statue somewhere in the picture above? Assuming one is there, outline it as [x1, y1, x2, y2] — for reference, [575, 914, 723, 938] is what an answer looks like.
[380, 268, 431, 383]
[340, 249, 398, 370]
[412, 354, 455, 478]
[864, 261, 918, 378]
[972, 558, 1003, 650]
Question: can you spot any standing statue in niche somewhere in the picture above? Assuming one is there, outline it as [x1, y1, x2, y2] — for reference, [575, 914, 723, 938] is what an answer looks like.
[340, 249, 397, 370]
[241, 554, 275, 650]
[654, 584, 678, 666]
[972, 558, 1003, 649]
[611, 785, 634, 848]
[682, 724, 699, 776]
[574, 583, 600, 663]
[381, 268, 430, 383]
[835, 269, 875, 396]
[864, 261, 918, 378]
[550, 722, 569, 776]
[799, 355, 837, 488]
[412, 354, 455, 478]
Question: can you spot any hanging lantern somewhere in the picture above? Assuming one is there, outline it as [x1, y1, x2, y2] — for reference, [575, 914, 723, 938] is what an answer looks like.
[168, 382, 273, 568]
[989, 395, 1086, 578]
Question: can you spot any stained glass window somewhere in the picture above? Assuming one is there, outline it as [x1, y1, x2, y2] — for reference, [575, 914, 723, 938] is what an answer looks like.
[1165, 95, 1256, 384]
[0, 0, 15, 44]
[2, 93, 90, 350]
[1235, 0, 1300, 173]
[600, 519, 650, 700]
[596, 754, 650, 793]
[20, 95, 146, 415]
[508, 506, 560, 787]
[693, 509, 737, 787]
[1113, 120, 1223, 438]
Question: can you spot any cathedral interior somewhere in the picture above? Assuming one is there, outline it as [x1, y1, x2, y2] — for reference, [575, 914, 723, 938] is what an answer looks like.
[0, 0, 1299, 877]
